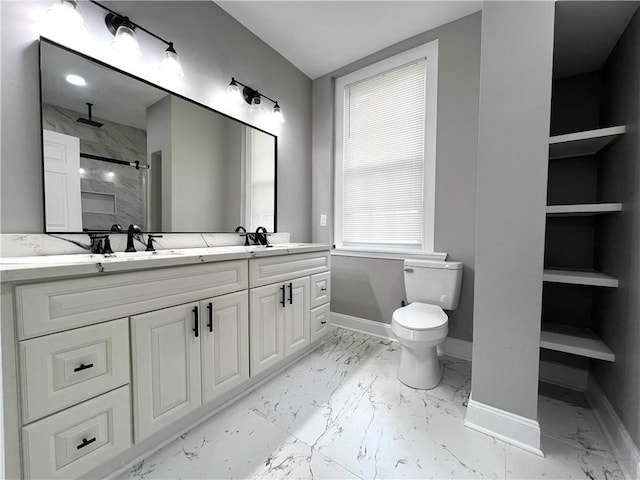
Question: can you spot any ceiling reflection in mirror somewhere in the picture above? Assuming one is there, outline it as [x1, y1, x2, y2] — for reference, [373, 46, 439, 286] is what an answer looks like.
[40, 39, 276, 233]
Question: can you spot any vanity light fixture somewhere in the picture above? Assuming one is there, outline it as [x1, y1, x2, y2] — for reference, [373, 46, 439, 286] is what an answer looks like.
[227, 77, 285, 124]
[88, 1, 184, 78]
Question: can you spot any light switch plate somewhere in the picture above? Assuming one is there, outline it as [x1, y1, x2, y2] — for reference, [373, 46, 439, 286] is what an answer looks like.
[320, 214, 327, 226]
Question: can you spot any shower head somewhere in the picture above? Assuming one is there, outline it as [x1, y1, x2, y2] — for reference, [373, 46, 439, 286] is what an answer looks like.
[76, 103, 103, 128]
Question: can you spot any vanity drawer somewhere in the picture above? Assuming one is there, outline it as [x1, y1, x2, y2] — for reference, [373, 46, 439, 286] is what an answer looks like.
[310, 303, 331, 342]
[16, 260, 248, 339]
[20, 318, 129, 424]
[22, 385, 131, 480]
[250, 252, 330, 287]
[310, 272, 331, 309]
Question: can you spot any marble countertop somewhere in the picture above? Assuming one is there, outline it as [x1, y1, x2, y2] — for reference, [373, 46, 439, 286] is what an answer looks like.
[0, 244, 331, 283]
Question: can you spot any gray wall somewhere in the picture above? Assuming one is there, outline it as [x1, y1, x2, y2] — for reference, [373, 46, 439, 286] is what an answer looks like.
[0, 1, 312, 241]
[594, 7, 640, 449]
[471, 1, 554, 421]
[312, 13, 481, 341]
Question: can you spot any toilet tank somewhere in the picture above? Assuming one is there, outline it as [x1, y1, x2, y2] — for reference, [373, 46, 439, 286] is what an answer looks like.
[404, 259, 463, 310]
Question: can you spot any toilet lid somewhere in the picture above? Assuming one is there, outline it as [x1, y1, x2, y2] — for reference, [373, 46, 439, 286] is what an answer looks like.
[393, 302, 448, 330]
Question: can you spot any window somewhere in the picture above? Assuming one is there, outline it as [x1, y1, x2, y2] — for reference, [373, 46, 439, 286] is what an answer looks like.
[334, 40, 438, 253]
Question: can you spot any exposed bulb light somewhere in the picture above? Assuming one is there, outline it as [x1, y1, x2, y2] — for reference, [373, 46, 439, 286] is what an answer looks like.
[249, 95, 266, 117]
[79, 168, 86, 175]
[107, 171, 115, 178]
[227, 78, 243, 105]
[65, 73, 86, 86]
[272, 102, 285, 124]
[110, 20, 142, 59]
[227, 77, 284, 126]
[159, 43, 184, 79]
[47, 0, 84, 28]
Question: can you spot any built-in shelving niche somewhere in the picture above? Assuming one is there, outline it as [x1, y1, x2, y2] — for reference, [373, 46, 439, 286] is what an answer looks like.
[542, 125, 625, 363]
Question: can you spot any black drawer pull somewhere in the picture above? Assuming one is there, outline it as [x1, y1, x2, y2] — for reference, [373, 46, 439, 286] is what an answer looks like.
[193, 306, 199, 338]
[207, 302, 213, 333]
[320, 321, 327, 325]
[288, 282, 293, 305]
[76, 437, 96, 450]
[73, 363, 94, 373]
[280, 285, 286, 307]
[320, 288, 327, 292]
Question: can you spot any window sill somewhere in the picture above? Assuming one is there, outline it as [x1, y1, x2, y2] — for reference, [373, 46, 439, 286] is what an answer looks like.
[331, 248, 447, 262]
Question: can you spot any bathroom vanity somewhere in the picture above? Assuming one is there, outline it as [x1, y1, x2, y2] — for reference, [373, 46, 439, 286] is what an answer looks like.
[0, 244, 331, 479]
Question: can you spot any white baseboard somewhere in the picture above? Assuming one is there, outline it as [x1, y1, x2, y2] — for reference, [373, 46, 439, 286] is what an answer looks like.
[465, 396, 544, 456]
[330, 312, 587, 390]
[330, 312, 473, 360]
[586, 376, 640, 480]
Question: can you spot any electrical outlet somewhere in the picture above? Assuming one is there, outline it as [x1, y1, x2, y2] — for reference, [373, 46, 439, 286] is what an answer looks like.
[320, 214, 327, 226]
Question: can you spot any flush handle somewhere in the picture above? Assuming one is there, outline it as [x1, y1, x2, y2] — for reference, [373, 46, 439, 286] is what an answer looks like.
[404, 268, 414, 273]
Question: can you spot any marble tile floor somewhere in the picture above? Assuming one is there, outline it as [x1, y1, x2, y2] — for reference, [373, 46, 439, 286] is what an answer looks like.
[122, 328, 624, 480]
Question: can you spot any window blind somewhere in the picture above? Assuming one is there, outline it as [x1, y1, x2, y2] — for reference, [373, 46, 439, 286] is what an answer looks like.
[342, 60, 427, 248]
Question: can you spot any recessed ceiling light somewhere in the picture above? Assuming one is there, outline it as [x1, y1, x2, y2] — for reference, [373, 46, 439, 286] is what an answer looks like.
[65, 73, 86, 86]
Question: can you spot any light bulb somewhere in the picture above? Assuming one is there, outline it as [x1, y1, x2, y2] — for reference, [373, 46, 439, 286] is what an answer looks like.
[272, 103, 285, 124]
[159, 43, 184, 79]
[47, 0, 84, 28]
[227, 79, 243, 105]
[111, 23, 142, 60]
[249, 95, 265, 116]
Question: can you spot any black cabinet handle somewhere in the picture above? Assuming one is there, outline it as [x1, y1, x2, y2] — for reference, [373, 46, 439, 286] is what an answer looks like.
[207, 302, 213, 333]
[321, 321, 327, 325]
[76, 437, 96, 450]
[280, 285, 286, 307]
[193, 306, 199, 337]
[73, 363, 94, 373]
[320, 287, 327, 292]
[288, 282, 293, 305]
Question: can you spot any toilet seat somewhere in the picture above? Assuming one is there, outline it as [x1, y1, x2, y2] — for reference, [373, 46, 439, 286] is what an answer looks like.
[392, 302, 448, 330]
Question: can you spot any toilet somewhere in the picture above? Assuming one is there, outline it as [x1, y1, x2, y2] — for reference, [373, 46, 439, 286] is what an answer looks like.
[391, 259, 463, 389]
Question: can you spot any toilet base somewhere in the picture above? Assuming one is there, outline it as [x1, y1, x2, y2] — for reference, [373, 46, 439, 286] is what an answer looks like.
[397, 344, 442, 390]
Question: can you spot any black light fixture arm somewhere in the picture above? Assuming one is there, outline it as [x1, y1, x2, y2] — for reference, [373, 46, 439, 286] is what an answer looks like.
[89, 0, 173, 47]
[231, 77, 279, 106]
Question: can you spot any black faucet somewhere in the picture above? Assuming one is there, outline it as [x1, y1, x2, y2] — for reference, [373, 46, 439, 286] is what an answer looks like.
[88, 233, 113, 254]
[125, 224, 142, 252]
[235, 226, 250, 246]
[255, 226, 270, 246]
[145, 234, 163, 252]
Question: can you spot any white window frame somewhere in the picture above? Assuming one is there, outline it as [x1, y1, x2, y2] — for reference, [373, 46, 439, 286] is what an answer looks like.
[334, 40, 438, 255]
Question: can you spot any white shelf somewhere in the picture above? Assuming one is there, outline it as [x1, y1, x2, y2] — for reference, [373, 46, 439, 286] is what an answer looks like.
[540, 323, 615, 362]
[546, 203, 622, 216]
[549, 125, 626, 160]
[543, 268, 618, 287]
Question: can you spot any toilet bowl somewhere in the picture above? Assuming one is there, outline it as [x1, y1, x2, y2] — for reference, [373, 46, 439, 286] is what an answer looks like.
[392, 302, 449, 389]
[392, 259, 463, 390]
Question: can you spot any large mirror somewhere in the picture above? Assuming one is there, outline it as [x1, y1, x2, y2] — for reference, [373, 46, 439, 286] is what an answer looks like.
[40, 38, 276, 233]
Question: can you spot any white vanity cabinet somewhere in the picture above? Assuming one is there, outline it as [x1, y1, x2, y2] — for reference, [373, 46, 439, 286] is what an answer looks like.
[249, 252, 331, 376]
[2, 246, 330, 480]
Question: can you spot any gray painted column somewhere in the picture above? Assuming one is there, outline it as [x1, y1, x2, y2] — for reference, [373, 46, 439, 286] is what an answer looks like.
[467, 1, 554, 451]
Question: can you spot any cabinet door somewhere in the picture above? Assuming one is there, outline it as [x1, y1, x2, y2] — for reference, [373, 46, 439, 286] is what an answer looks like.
[250, 284, 285, 376]
[283, 277, 310, 357]
[201, 291, 249, 404]
[131, 302, 202, 442]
